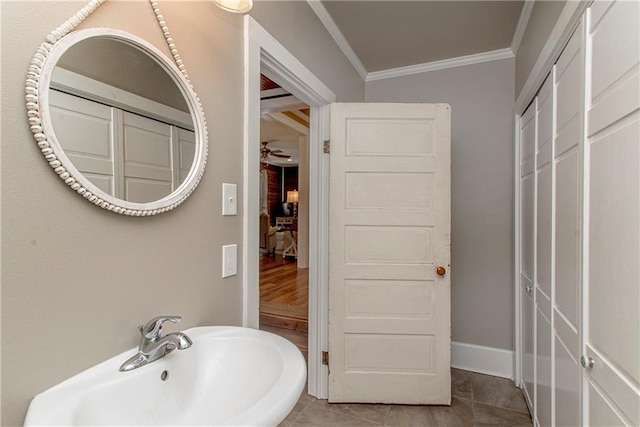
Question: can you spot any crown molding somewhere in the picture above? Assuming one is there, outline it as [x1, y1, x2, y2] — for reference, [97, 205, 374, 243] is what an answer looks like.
[306, 0, 368, 80]
[511, 0, 535, 55]
[307, 0, 527, 83]
[366, 48, 514, 82]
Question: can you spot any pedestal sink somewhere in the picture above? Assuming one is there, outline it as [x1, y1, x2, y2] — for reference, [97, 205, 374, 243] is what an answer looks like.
[25, 326, 307, 426]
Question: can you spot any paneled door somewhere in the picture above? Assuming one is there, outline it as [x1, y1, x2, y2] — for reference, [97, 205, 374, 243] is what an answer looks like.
[49, 89, 116, 195]
[518, 2, 639, 424]
[553, 22, 583, 427]
[49, 89, 195, 203]
[328, 103, 451, 404]
[536, 74, 553, 427]
[584, 1, 640, 424]
[122, 111, 174, 203]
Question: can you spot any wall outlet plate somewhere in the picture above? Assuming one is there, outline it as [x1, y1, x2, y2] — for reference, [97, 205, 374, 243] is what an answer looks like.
[222, 244, 237, 278]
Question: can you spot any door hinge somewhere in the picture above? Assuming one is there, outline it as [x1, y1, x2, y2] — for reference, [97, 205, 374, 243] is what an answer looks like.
[323, 140, 330, 154]
[322, 351, 329, 365]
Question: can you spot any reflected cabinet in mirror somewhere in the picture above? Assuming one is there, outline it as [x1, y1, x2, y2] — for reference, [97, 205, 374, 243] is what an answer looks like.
[29, 27, 208, 215]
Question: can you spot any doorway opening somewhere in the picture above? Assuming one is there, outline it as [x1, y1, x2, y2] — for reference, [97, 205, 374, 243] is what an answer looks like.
[258, 74, 310, 359]
[243, 15, 336, 398]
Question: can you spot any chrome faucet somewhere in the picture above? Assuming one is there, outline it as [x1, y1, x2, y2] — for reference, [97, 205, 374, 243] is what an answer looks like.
[119, 315, 192, 372]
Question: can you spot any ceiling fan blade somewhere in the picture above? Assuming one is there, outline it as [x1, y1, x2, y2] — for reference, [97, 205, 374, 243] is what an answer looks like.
[271, 153, 291, 159]
[270, 149, 284, 154]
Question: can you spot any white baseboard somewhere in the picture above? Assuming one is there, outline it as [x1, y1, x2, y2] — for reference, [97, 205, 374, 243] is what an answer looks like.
[451, 341, 514, 380]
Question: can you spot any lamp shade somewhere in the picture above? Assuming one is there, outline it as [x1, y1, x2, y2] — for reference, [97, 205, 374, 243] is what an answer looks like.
[286, 190, 299, 204]
[213, 0, 253, 13]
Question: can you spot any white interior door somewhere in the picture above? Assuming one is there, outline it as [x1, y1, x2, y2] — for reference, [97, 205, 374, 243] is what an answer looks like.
[328, 103, 451, 404]
[584, 1, 640, 425]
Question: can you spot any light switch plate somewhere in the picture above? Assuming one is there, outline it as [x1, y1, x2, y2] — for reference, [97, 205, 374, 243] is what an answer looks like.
[222, 244, 237, 278]
[222, 183, 237, 216]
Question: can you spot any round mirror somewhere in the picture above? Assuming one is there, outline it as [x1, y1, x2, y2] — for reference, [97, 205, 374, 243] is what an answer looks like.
[30, 28, 208, 215]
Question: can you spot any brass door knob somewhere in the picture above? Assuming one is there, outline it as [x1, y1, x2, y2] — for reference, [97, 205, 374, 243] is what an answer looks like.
[436, 266, 446, 277]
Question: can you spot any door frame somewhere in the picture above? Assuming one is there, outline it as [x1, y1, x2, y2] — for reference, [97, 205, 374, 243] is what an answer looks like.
[243, 15, 336, 399]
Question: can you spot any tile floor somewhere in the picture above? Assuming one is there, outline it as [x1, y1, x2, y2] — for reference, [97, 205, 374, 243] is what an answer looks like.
[280, 369, 532, 426]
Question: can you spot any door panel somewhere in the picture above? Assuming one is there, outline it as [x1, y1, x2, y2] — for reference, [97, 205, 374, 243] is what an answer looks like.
[586, 1, 640, 424]
[555, 152, 580, 328]
[553, 23, 584, 427]
[49, 89, 116, 194]
[555, 337, 581, 427]
[346, 173, 433, 208]
[589, 383, 626, 427]
[328, 103, 450, 404]
[536, 309, 552, 426]
[588, 120, 640, 383]
[345, 280, 433, 318]
[520, 102, 536, 411]
[175, 127, 196, 185]
[536, 164, 552, 300]
[122, 111, 173, 203]
[587, 349, 640, 426]
[536, 74, 553, 427]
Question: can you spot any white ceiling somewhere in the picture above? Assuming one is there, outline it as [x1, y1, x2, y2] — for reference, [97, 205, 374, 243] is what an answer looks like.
[318, 0, 525, 74]
[260, 117, 303, 166]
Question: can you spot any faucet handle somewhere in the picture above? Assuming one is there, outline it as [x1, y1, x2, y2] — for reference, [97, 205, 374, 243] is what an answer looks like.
[139, 316, 181, 340]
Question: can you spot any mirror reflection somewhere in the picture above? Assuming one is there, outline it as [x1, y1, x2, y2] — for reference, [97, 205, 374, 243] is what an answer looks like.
[49, 37, 196, 203]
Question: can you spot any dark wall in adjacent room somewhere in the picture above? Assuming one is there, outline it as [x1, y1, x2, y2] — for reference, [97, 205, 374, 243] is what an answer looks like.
[264, 165, 298, 225]
[283, 166, 299, 196]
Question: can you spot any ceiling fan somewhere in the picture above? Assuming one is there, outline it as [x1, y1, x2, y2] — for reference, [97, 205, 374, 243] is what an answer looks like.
[261, 140, 291, 163]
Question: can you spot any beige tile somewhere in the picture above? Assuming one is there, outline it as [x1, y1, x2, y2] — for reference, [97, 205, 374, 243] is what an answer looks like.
[284, 370, 531, 426]
[292, 405, 380, 426]
[309, 399, 389, 424]
[452, 368, 473, 400]
[384, 398, 473, 427]
[297, 384, 314, 405]
[384, 405, 438, 427]
[279, 401, 307, 427]
[473, 402, 533, 426]
[471, 372, 529, 414]
[425, 397, 474, 427]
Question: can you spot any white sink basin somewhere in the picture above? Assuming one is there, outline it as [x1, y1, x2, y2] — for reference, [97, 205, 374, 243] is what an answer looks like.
[25, 326, 306, 426]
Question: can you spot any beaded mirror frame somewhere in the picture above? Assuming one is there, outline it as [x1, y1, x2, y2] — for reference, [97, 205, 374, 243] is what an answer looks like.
[26, 0, 208, 216]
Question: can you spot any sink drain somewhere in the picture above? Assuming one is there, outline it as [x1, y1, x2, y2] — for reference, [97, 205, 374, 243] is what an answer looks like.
[160, 370, 169, 381]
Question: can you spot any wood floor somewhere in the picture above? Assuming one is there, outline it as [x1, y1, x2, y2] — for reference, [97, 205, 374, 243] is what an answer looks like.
[259, 254, 309, 357]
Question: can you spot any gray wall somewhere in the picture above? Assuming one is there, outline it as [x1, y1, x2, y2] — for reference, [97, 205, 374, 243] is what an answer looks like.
[250, 0, 364, 102]
[0, 1, 363, 425]
[515, 0, 567, 96]
[366, 58, 516, 351]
